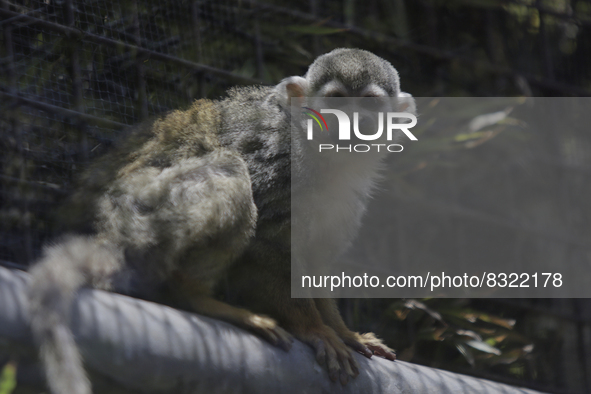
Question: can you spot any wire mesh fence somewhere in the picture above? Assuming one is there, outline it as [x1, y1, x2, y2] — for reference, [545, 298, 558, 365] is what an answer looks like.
[1, 0, 591, 393]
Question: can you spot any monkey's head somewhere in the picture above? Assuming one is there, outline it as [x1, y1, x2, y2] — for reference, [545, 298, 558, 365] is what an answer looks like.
[275, 48, 415, 113]
[305, 48, 401, 97]
[279, 49, 416, 175]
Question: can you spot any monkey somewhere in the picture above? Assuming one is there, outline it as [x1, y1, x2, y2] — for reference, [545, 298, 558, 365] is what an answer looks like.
[27, 48, 415, 394]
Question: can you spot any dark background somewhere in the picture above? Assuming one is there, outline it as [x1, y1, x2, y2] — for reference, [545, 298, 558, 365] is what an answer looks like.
[1, 0, 590, 392]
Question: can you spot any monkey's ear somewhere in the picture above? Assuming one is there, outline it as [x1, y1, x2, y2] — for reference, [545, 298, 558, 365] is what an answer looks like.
[398, 92, 416, 115]
[274, 76, 309, 108]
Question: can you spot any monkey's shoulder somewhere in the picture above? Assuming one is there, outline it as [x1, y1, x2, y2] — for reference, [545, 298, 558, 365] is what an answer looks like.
[225, 85, 275, 103]
[216, 85, 289, 151]
[121, 88, 277, 170]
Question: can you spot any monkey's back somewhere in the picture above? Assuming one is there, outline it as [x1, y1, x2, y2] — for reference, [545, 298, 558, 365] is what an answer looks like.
[217, 88, 293, 257]
[64, 100, 223, 230]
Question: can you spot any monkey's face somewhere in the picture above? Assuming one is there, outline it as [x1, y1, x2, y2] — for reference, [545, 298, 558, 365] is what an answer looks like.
[304, 96, 392, 146]
[279, 49, 415, 161]
[302, 49, 415, 142]
[315, 78, 391, 99]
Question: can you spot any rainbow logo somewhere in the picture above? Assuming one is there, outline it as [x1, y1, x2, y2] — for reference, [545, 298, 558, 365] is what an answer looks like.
[303, 107, 329, 133]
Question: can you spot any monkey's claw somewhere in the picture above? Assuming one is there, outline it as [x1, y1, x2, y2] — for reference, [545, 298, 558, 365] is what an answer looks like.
[343, 332, 396, 361]
[246, 314, 293, 351]
[297, 327, 359, 385]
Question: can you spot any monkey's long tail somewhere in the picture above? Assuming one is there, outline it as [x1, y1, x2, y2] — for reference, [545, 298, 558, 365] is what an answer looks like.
[27, 235, 124, 394]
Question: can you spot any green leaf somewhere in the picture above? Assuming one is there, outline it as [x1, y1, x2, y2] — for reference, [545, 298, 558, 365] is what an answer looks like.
[0, 362, 17, 394]
[454, 131, 493, 142]
[478, 314, 516, 329]
[465, 339, 502, 355]
[404, 299, 444, 322]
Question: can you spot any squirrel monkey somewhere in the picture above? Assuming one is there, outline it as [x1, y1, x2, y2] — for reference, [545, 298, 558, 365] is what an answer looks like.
[27, 48, 415, 393]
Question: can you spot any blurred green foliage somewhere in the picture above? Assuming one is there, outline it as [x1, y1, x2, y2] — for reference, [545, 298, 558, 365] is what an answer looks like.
[0, 362, 16, 394]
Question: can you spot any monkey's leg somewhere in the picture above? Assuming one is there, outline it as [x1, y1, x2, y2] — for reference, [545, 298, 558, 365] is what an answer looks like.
[102, 149, 292, 351]
[284, 299, 361, 384]
[231, 257, 360, 385]
[172, 275, 293, 351]
[272, 297, 360, 384]
[314, 298, 396, 361]
[227, 241, 365, 384]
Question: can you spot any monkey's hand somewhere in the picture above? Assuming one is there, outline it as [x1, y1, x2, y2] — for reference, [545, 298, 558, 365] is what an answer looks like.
[293, 325, 360, 385]
[341, 331, 396, 361]
[312, 299, 396, 362]
[242, 313, 294, 351]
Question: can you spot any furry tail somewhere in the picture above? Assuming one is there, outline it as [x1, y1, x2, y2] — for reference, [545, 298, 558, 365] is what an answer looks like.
[27, 236, 123, 394]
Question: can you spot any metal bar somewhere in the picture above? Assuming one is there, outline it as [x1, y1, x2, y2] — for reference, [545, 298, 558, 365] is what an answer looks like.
[1, 1, 34, 264]
[536, 0, 555, 80]
[0, 6, 46, 26]
[64, 0, 89, 161]
[0, 174, 67, 195]
[253, 15, 264, 81]
[0, 8, 263, 85]
[131, 0, 148, 120]
[191, 1, 207, 98]
[191, 1, 203, 61]
[2, 3, 16, 95]
[0, 91, 129, 129]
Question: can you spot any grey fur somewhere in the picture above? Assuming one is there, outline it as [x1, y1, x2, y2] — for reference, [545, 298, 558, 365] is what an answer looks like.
[27, 49, 413, 393]
[306, 48, 401, 96]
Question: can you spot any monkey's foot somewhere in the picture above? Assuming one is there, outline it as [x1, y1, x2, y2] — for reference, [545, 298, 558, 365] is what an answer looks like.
[184, 295, 293, 352]
[244, 314, 294, 352]
[341, 331, 396, 361]
[295, 326, 359, 385]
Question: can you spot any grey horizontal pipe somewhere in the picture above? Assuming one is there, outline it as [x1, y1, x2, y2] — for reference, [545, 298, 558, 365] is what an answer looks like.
[0, 266, 546, 394]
